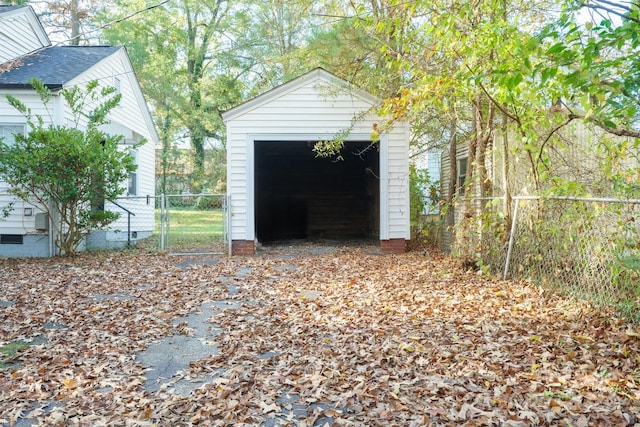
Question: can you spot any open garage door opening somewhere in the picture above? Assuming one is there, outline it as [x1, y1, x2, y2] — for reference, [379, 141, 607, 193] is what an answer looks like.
[255, 140, 380, 243]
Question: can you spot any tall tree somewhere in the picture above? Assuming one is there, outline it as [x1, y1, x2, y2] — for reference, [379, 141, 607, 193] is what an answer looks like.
[347, 0, 640, 265]
[180, 0, 226, 191]
[230, 0, 348, 94]
[346, 0, 562, 255]
[102, 0, 244, 193]
[27, 0, 107, 44]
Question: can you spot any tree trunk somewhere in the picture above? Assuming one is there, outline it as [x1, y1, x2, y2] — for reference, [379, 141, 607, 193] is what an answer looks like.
[446, 118, 458, 246]
[69, 0, 81, 46]
[501, 113, 512, 238]
[466, 100, 478, 201]
[160, 110, 172, 196]
[476, 101, 495, 197]
[191, 128, 205, 193]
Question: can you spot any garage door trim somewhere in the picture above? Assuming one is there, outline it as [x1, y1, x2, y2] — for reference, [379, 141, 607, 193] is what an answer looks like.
[245, 133, 389, 241]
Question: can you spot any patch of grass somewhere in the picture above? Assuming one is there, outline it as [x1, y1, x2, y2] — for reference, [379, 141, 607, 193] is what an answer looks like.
[137, 208, 225, 253]
[167, 208, 224, 248]
[0, 341, 29, 369]
[135, 207, 226, 253]
[168, 208, 223, 233]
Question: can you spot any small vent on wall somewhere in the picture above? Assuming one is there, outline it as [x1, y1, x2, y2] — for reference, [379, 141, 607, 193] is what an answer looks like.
[1, 234, 24, 245]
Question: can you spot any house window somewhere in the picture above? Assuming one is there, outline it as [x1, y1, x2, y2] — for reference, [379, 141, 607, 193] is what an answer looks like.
[113, 76, 121, 95]
[128, 150, 138, 196]
[457, 157, 468, 195]
[128, 172, 137, 196]
[0, 124, 25, 146]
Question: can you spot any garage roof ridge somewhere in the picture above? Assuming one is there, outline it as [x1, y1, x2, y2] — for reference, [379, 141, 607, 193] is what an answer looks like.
[221, 67, 379, 123]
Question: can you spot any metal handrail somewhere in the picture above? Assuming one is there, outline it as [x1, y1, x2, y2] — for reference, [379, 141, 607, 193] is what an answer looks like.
[109, 199, 136, 247]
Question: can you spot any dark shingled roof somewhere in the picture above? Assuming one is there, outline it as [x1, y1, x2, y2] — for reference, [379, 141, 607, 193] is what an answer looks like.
[0, 46, 121, 89]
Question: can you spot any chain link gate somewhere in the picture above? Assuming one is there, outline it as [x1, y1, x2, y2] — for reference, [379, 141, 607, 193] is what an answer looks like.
[158, 193, 230, 256]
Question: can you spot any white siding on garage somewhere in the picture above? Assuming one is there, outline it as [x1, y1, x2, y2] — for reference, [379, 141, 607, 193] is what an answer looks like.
[224, 68, 410, 243]
[0, 7, 50, 64]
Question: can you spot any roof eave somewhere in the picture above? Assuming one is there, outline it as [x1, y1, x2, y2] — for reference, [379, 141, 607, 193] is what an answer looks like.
[0, 83, 63, 90]
[0, 6, 52, 48]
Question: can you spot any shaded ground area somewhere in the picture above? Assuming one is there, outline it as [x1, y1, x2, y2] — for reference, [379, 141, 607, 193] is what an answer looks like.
[1, 242, 639, 425]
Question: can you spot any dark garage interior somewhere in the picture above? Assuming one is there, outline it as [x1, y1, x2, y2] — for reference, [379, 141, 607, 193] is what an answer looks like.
[255, 140, 380, 243]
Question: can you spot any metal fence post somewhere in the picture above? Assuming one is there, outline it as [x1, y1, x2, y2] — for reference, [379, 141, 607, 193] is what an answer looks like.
[160, 194, 165, 252]
[503, 197, 520, 281]
[227, 194, 232, 256]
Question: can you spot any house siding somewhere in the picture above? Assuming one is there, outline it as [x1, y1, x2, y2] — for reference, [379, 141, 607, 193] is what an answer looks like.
[0, 234, 49, 257]
[0, 7, 49, 64]
[65, 49, 156, 243]
[440, 141, 471, 252]
[0, 49, 157, 256]
[0, 91, 51, 121]
[0, 92, 55, 238]
[224, 70, 410, 248]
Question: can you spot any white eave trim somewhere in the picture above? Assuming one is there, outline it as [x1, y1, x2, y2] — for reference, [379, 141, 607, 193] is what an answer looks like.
[65, 47, 160, 145]
[243, 133, 389, 242]
[25, 7, 51, 47]
[1, 6, 52, 48]
[222, 68, 380, 123]
[116, 47, 160, 144]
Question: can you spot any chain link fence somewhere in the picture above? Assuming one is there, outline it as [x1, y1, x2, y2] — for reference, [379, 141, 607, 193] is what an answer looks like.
[0, 193, 229, 256]
[444, 195, 638, 320]
[502, 197, 640, 316]
[158, 193, 228, 255]
[446, 196, 640, 319]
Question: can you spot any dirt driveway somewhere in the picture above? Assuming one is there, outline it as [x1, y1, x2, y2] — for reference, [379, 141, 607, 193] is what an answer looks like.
[1, 243, 639, 426]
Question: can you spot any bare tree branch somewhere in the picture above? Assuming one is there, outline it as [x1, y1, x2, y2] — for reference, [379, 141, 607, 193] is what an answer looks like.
[592, 119, 640, 138]
[565, 111, 640, 139]
[536, 115, 577, 164]
[579, 0, 640, 23]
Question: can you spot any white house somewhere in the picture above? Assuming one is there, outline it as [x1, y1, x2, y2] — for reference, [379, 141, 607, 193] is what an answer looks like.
[0, 5, 49, 64]
[0, 5, 158, 257]
[222, 68, 410, 255]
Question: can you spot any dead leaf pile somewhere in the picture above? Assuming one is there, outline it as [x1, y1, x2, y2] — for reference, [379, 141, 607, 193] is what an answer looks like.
[1, 245, 639, 426]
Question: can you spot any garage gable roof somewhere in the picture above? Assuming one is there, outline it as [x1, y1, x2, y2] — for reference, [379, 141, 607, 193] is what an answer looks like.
[222, 68, 379, 122]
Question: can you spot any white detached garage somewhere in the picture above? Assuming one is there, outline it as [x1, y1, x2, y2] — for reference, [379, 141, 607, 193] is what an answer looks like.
[222, 68, 410, 255]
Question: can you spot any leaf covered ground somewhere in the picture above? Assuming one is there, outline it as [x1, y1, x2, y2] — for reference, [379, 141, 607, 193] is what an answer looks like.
[1, 243, 640, 426]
